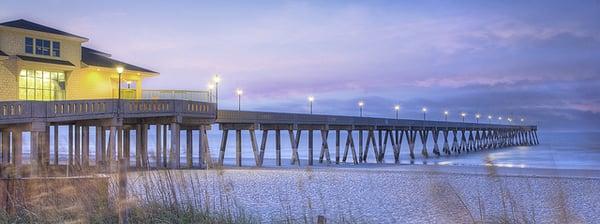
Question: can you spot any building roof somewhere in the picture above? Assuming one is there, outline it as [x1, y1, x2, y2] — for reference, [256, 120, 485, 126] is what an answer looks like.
[17, 55, 75, 66]
[0, 19, 87, 40]
[0, 50, 7, 57]
[81, 47, 158, 74]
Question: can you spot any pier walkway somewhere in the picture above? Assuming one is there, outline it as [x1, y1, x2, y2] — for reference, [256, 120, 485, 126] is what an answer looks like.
[0, 100, 538, 177]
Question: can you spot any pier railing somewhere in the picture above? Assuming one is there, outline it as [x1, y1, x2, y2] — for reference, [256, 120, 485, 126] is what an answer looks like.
[217, 110, 536, 130]
[141, 90, 211, 103]
[0, 99, 216, 124]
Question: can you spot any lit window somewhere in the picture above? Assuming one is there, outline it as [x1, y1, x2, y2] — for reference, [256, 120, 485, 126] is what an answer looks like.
[25, 37, 33, 54]
[18, 69, 66, 101]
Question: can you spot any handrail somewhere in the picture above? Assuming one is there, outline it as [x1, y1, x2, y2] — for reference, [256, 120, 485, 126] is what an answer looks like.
[0, 99, 216, 124]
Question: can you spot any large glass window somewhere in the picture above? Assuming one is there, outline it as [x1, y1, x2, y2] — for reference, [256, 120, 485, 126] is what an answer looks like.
[18, 69, 66, 101]
[25, 37, 33, 54]
[27, 37, 59, 57]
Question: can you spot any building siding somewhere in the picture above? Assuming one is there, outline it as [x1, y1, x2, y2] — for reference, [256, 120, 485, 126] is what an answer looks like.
[0, 61, 18, 101]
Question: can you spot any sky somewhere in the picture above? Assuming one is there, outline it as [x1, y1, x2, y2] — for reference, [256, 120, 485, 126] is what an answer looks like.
[2, 0, 599, 131]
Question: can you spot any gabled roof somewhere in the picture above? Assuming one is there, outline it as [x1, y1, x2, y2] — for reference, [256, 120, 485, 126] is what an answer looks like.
[0, 19, 87, 40]
[81, 47, 158, 74]
[17, 55, 75, 66]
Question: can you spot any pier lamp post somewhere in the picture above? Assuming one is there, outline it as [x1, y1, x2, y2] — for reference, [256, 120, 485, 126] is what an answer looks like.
[508, 118, 512, 124]
[236, 89, 243, 111]
[444, 110, 449, 121]
[422, 107, 427, 121]
[308, 96, 314, 114]
[358, 101, 364, 117]
[208, 84, 215, 102]
[498, 116, 503, 123]
[461, 112, 466, 122]
[213, 74, 220, 108]
[488, 115, 492, 124]
[116, 66, 124, 117]
[521, 118, 525, 123]
[476, 114, 480, 124]
[394, 105, 400, 119]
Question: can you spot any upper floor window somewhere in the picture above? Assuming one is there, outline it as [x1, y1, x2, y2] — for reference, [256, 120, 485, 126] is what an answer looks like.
[52, 41, 60, 57]
[25, 37, 60, 57]
[25, 37, 33, 54]
[35, 39, 50, 56]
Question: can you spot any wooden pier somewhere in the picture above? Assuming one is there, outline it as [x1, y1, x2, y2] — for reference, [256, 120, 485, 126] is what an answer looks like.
[0, 100, 539, 177]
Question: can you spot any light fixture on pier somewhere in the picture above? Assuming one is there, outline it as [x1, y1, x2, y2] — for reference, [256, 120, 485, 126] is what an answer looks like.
[358, 101, 364, 117]
[475, 114, 480, 124]
[508, 118, 512, 123]
[461, 112, 466, 122]
[521, 118, 525, 123]
[213, 74, 220, 112]
[116, 66, 124, 118]
[236, 88, 243, 111]
[498, 116, 503, 121]
[207, 84, 215, 102]
[444, 110, 449, 121]
[488, 115, 492, 124]
[394, 105, 400, 119]
[422, 107, 427, 121]
[308, 96, 315, 114]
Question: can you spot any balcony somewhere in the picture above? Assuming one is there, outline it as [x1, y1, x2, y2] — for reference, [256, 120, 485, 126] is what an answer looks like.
[0, 99, 216, 125]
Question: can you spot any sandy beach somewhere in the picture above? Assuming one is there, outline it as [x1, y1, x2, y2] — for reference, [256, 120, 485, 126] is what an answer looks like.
[127, 164, 600, 223]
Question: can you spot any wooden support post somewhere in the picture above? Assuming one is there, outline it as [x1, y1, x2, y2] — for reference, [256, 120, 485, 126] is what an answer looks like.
[162, 125, 168, 167]
[235, 129, 242, 167]
[275, 129, 281, 166]
[394, 130, 404, 163]
[68, 125, 73, 168]
[250, 129, 260, 166]
[343, 131, 350, 162]
[442, 129, 450, 155]
[432, 128, 440, 156]
[118, 158, 128, 223]
[335, 130, 340, 164]
[82, 126, 90, 169]
[218, 129, 228, 166]
[379, 130, 389, 162]
[319, 130, 330, 164]
[101, 126, 106, 164]
[199, 125, 212, 168]
[12, 130, 22, 177]
[407, 129, 416, 160]
[117, 127, 123, 160]
[290, 129, 301, 165]
[42, 126, 50, 170]
[142, 124, 149, 168]
[107, 126, 117, 171]
[169, 123, 180, 169]
[275, 129, 282, 166]
[135, 125, 142, 168]
[1, 130, 9, 165]
[358, 130, 363, 163]
[348, 130, 358, 164]
[186, 129, 193, 168]
[377, 130, 383, 161]
[124, 129, 131, 167]
[156, 125, 162, 168]
[259, 130, 269, 166]
[73, 125, 80, 169]
[308, 129, 314, 166]
[53, 125, 59, 165]
[30, 131, 40, 176]
[420, 129, 429, 158]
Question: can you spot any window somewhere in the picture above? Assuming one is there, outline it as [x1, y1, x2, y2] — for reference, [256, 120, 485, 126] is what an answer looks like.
[27, 37, 60, 57]
[25, 37, 33, 54]
[35, 39, 50, 56]
[52, 41, 60, 57]
[18, 69, 66, 101]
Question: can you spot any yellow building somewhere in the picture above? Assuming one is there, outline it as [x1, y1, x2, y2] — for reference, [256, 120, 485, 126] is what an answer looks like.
[0, 19, 158, 102]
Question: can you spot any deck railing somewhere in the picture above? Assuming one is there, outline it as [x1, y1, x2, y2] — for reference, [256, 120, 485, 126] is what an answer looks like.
[142, 90, 212, 102]
[0, 99, 216, 124]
